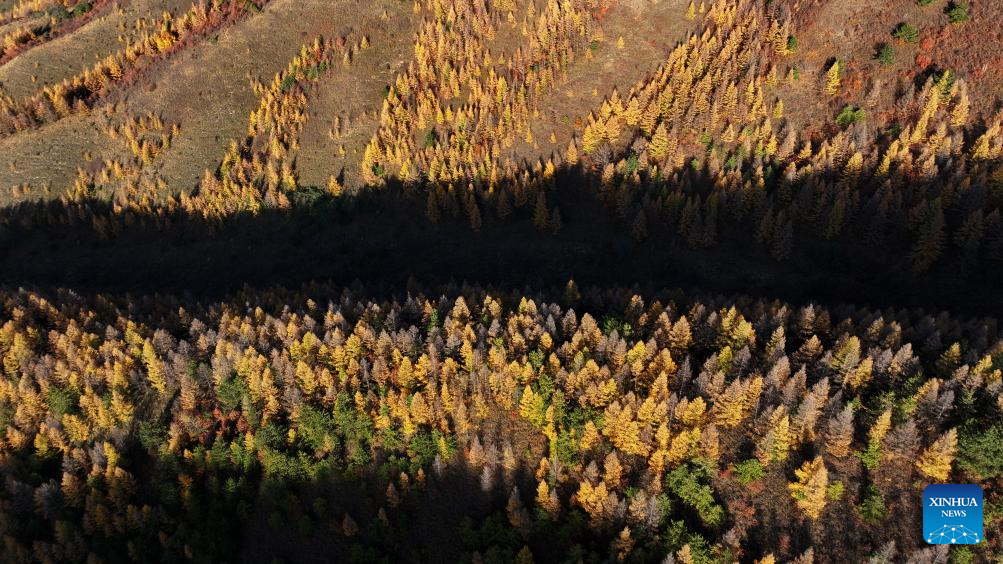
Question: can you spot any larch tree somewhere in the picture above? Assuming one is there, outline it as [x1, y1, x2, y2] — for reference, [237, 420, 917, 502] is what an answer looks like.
[915, 428, 957, 481]
[142, 339, 167, 395]
[789, 456, 829, 520]
[824, 404, 854, 458]
[648, 122, 670, 162]
[825, 61, 841, 96]
[533, 191, 550, 231]
[550, 206, 563, 234]
[631, 209, 648, 240]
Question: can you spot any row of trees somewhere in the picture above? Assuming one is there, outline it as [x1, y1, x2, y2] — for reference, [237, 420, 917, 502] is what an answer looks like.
[0, 282, 999, 562]
[361, 0, 595, 191]
[1, 0, 67, 22]
[63, 110, 180, 213]
[351, 0, 1003, 275]
[51, 32, 361, 224]
[180, 35, 351, 218]
[0, 0, 272, 136]
[0, 1, 102, 66]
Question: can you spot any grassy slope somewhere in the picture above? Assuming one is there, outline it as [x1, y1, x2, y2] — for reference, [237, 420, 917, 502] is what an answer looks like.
[0, 0, 342, 200]
[118, 0, 378, 195]
[275, 0, 418, 190]
[0, 113, 104, 200]
[521, 0, 695, 164]
[0, 0, 194, 199]
[0, 0, 193, 99]
[0, 13, 44, 43]
[780, 0, 1003, 136]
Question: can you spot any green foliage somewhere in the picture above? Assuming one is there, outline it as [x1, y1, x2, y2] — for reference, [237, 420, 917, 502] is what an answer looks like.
[660, 521, 715, 564]
[138, 420, 167, 453]
[666, 460, 725, 528]
[836, 106, 866, 127]
[950, 546, 974, 564]
[256, 422, 286, 451]
[827, 480, 845, 501]
[936, 70, 957, 98]
[43, 5, 70, 21]
[296, 404, 339, 453]
[290, 185, 331, 208]
[986, 498, 1003, 535]
[406, 430, 439, 467]
[528, 349, 545, 371]
[733, 458, 764, 485]
[601, 316, 632, 338]
[786, 35, 798, 53]
[857, 485, 886, 524]
[555, 427, 580, 465]
[946, 2, 969, 24]
[216, 374, 248, 411]
[875, 43, 896, 65]
[46, 386, 78, 417]
[0, 404, 12, 430]
[893, 23, 919, 43]
[957, 422, 1003, 479]
[858, 433, 884, 470]
[625, 152, 640, 176]
[333, 392, 374, 469]
[424, 129, 438, 148]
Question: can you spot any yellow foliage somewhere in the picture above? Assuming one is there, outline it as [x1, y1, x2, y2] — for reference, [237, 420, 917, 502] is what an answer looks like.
[788, 456, 828, 520]
[915, 429, 957, 481]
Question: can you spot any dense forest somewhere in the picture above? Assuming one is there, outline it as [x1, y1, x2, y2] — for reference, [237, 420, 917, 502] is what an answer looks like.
[0, 0, 1001, 562]
[0, 285, 1000, 562]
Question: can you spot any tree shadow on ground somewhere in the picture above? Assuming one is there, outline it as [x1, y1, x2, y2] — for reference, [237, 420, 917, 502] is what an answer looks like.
[0, 167, 1000, 317]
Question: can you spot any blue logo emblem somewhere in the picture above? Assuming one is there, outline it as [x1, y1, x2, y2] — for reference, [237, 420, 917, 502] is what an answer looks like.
[923, 484, 983, 545]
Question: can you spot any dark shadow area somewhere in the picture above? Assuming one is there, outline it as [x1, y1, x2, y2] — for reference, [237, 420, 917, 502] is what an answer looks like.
[0, 166, 1000, 317]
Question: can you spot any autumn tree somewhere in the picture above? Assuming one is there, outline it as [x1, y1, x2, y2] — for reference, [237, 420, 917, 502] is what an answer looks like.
[916, 429, 957, 481]
[789, 456, 829, 520]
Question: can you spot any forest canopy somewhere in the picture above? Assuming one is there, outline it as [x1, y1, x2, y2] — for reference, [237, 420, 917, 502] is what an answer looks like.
[0, 284, 1000, 562]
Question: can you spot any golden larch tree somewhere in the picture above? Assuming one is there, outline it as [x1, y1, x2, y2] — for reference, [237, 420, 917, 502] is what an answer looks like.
[789, 456, 828, 520]
[915, 428, 957, 481]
